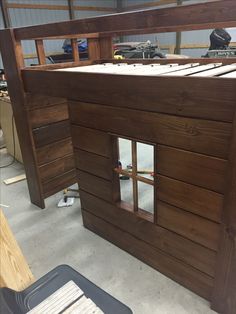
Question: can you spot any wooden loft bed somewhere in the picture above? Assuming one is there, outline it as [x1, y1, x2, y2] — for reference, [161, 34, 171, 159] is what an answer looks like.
[1, 0, 236, 313]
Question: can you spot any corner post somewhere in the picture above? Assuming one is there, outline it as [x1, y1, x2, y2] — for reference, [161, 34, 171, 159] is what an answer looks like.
[0, 28, 45, 208]
[211, 110, 236, 314]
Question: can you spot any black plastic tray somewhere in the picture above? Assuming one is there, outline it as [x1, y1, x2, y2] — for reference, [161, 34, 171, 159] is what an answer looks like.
[0, 265, 132, 314]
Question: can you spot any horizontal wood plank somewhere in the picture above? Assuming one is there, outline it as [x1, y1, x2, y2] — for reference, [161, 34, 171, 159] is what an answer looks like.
[80, 191, 217, 277]
[157, 201, 220, 251]
[25, 93, 66, 110]
[29, 103, 69, 128]
[83, 210, 213, 300]
[69, 101, 231, 158]
[39, 154, 75, 182]
[33, 120, 71, 148]
[74, 149, 112, 180]
[77, 170, 113, 202]
[14, 0, 236, 39]
[36, 138, 73, 165]
[157, 174, 223, 223]
[7, 3, 115, 12]
[22, 70, 236, 123]
[71, 125, 112, 157]
[42, 169, 77, 198]
[157, 145, 227, 193]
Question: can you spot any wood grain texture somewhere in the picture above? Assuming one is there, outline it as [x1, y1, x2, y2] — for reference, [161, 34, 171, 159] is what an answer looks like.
[71, 38, 80, 62]
[36, 138, 73, 165]
[14, 0, 236, 39]
[88, 38, 100, 60]
[35, 39, 46, 65]
[157, 201, 220, 251]
[42, 169, 77, 198]
[0, 29, 44, 208]
[25, 93, 66, 110]
[39, 154, 75, 182]
[157, 174, 223, 223]
[83, 210, 213, 300]
[212, 111, 236, 314]
[80, 191, 216, 277]
[22, 70, 236, 123]
[77, 170, 114, 203]
[99, 37, 113, 59]
[0, 210, 35, 291]
[69, 101, 231, 159]
[33, 120, 71, 148]
[74, 149, 112, 180]
[71, 125, 112, 157]
[29, 102, 68, 128]
[157, 145, 227, 193]
[7, 3, 115, 12]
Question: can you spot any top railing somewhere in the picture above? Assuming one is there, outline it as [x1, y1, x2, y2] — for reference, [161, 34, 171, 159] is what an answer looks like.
[11, 0, 236, 40]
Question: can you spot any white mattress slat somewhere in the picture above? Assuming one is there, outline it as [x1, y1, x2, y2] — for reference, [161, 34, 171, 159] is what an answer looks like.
[56, 63, 200, 76]
[190, 64, 236, 77]
[220, 71, 236, 78]
[161, 63, 222, 76]
[54, 62, 236, 78]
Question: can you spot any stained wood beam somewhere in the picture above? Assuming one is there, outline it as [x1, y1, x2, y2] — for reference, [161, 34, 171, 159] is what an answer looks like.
[13, 0, 236, 40]
[6, 3, 115, 12]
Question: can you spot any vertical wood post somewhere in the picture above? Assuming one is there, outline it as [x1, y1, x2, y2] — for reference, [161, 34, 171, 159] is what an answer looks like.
[211, 111, 236, 314]
[71, 38, 80, 62]
[35, 39, 46, 65]
[99, 37, 113, 59]
[88, 38, 100, 61]
[0, 29, 45, 208]
[132, 141, 138, 212]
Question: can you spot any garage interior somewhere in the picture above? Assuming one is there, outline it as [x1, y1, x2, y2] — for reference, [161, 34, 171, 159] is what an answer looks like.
[0, 1, 236, 314]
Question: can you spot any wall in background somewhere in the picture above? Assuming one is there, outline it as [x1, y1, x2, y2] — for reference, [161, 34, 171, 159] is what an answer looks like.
[0, 0, 116, 68]
[1, 0, 236, 67]
[122, 0, 217, 57]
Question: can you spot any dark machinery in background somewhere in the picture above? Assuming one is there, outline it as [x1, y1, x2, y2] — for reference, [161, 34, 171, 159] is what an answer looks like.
[113, 40, 166, 59]
[205, 28, 236, 58]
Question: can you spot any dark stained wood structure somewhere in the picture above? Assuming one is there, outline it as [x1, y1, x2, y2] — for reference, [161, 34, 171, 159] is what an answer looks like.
[0, 1, 236, 313]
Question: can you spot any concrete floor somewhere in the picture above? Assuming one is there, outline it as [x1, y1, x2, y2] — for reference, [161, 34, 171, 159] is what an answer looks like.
[0, 148, 217, 314]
